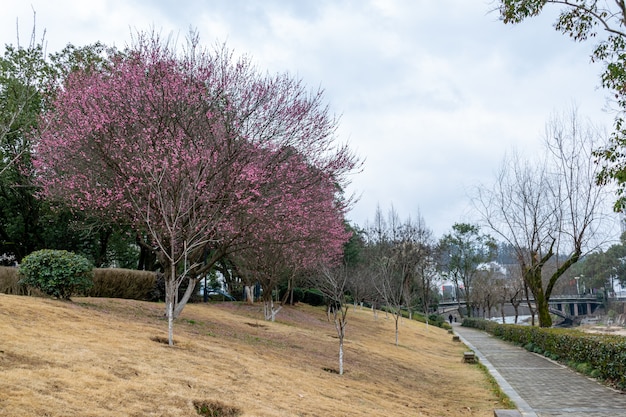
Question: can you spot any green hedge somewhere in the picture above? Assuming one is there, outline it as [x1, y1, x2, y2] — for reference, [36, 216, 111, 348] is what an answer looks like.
[462, 318, 626, 389]
[1, 265, 156, 301]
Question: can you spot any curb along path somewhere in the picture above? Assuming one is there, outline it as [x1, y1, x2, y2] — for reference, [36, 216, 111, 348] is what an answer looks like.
[453, 325, 626, 417]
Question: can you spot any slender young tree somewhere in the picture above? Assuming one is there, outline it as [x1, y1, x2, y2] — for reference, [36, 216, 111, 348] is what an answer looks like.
[310, 264, 350, 375]
[34, 32, 359, 344]
[374, 253, 405, 346]
[363, 206, 403, 344]
[402, 214, 436, 319]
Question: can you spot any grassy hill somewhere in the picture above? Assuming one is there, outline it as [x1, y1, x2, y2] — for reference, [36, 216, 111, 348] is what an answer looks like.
[0, 294, 505, 416]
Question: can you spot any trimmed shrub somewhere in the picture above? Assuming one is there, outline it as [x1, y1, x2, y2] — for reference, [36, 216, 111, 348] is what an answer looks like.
[0, 266, 46, 296]
[85, 268, 157, 300]
[292, 287, 305, 303]
[303, 288, 325, 306]
[18, 250, 93, 300]
[428, 313, 445, 327]
[0, 266, 20, 294]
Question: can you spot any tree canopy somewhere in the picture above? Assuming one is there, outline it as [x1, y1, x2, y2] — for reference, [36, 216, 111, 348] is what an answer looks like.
[34, 32, 359, 344]
[438, 223, 496, 318]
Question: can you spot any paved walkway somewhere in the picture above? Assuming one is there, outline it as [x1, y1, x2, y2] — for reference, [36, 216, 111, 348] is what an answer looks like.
[453, 324, 626, 417]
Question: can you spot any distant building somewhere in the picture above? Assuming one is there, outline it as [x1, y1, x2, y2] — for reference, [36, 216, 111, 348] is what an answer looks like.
[441, 284, 455, 301]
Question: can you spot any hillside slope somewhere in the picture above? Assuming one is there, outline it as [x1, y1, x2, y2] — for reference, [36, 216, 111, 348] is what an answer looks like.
[0, 294, 503, 416]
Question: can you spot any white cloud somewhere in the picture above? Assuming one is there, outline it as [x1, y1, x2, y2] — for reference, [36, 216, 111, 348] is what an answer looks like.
[1, 0, 619, 237]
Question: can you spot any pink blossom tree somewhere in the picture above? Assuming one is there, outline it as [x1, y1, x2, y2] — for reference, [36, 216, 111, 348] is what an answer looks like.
[232, 153, 351, 320]
[34, 32, 359, 345]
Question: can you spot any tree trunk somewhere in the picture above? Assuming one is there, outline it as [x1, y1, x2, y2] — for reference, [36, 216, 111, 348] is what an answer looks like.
[523, 274, 536, 326]
[137, 235, 157, 271]
[173, 277, 199, 318]
[338, 337, 344, 375]
[263, 297, 281, 321]
[95, 227, 112, 267]
[287, 275, 294, 305]
[394, 311, 400, 346]
[167, 299, 174, 346]
[535, 291, 552, 327]
[333, 305, 347, 376]
[165, 274, 176, 346]
[244, 286, 254, 303]
[454, 281, 464, 318]
[526, 266, 552, 327]
[511, 299, 520, 324]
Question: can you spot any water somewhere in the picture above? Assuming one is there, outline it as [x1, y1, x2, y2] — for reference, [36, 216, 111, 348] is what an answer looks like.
[489, 315, 532, 325]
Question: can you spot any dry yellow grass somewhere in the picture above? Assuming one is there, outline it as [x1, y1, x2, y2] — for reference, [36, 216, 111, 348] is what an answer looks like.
[0, 294, 505, 416]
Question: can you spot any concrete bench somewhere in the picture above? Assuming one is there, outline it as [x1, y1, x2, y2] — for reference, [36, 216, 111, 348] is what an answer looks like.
[463, 351, 476, 363]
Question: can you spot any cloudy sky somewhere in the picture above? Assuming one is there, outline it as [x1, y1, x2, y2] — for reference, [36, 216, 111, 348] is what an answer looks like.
[1, 0, 617, 237]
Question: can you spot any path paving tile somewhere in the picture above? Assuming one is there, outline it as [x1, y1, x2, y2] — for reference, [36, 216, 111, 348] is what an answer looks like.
[453, 325, 626, 417]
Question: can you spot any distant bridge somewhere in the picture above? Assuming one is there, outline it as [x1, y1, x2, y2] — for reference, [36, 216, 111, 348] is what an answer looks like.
[438, 295, 603, 320]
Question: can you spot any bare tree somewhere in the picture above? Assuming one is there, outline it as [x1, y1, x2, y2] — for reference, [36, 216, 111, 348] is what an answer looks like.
[373, 254, 405, 346]
[363, 206, 405, 345]
[475, 108, 611, 327]
[472, 262, 504, 319]
[310, 265, 349, 375]
[394, 213, 434, 320]
[346, 262, 377, 310]
[363, 206, 436, 344]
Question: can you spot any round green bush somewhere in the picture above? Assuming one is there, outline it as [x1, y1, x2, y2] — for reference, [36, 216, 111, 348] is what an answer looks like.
[18, 249, 93, 300]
